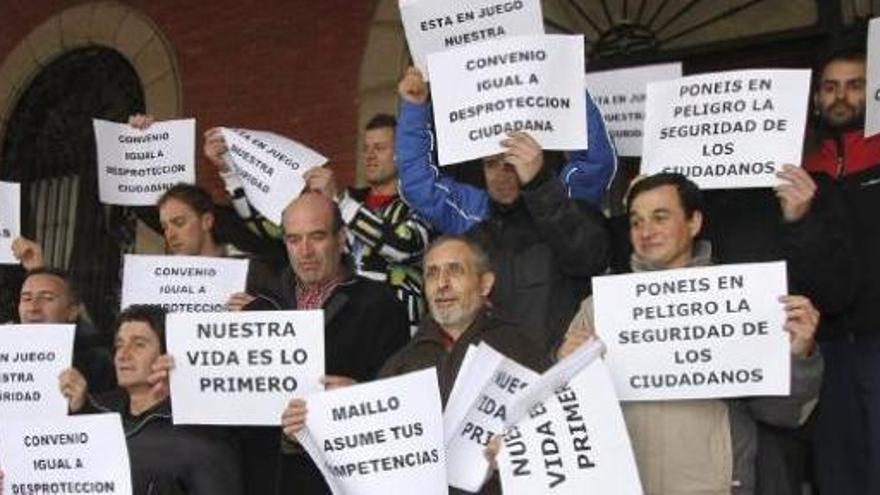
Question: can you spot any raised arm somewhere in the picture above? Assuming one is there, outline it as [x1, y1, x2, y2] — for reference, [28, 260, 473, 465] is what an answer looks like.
[560, 90, 618, 205]
[396, 67, 488, 234]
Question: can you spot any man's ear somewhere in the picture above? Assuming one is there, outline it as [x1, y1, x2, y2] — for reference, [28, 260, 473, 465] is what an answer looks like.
[688, 210, 704, 239]
[201, 211, 215, 232]
[479, 272, 496, 297]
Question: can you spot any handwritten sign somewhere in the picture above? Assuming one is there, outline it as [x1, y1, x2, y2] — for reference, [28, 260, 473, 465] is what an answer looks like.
[428, 34, 587, 165]
[120, 254, 248, 313]
[166, 310, 325, 425]
[592, 262, 790, 401]
[399, 0, 544, 80]
[220, 128, 327, 224]
[0, 413, 132, 494]
[0, 325, 74, 420]
[867, 18, 880, 137]
[585, 63, 682, 156]
[0, 182, 20, 264]
[297, 368, 447, 494]
[498, 359, 642, 494]
[94, 119, 195, 205]
[641, 69, 811, 188]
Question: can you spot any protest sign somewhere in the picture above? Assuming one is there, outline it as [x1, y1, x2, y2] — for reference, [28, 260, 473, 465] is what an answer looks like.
[219, 128, 327, 224]
[506, 338, 605, 427]
[642, 69, 811, 189]
[120, 254, 248, 313]
[585, 63, 682, 156]
[94, 119, 195, 205]
[296, 368, 447, 495]
[867, 18, 880, 137]
[498, 359, 642, 494]
[428, 34, 588, 165]
[0, 413, 132, 494]
[399, 0, 544, 80]
[0, 181, 20, 264]
[0, 325, 74, 420]
[592, 261, 790, 401]
[166, 310, 325, 425]
[443, 344, 539, 492]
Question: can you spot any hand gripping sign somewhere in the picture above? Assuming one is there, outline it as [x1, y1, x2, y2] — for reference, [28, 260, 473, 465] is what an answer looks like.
[296, 368, 447, 495]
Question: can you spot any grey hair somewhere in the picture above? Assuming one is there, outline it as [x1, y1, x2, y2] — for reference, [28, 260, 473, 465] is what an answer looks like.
[424, 235, 492, 274]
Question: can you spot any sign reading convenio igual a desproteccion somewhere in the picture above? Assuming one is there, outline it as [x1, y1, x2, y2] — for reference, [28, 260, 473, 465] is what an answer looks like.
[0, 413, 133, 495]
[428, 34, 587, 165]
[399, 0, 543, 80]
[166, 310, 325, 426]
[592, 261, 790, 401]
[94, 119, 195, 206]
[120, 254, 248, 313]
[641, 69, 811, 189]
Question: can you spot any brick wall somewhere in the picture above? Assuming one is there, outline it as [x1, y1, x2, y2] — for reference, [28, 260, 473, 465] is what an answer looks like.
[0, 0, 379, 199]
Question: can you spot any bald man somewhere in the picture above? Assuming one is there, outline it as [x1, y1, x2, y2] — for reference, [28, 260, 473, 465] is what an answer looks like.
[242, 193, 410, 494]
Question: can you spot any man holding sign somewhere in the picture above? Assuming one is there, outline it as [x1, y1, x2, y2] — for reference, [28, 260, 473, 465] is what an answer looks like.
[59, 305, 243, 494]
[803, 45, 880, 494]
[396, 67, 611, 353]
[558, 173, 822, 494]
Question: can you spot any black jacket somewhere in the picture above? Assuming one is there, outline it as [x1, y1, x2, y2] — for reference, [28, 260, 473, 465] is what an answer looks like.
[467, 167, 610, 353]
[242, 267, 411, 495]
[83, 391, 243, 495]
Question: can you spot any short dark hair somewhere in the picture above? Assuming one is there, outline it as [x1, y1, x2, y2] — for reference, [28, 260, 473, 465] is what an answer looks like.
[157, 183, 215, 216]
[365, 113, 397, 131]
[114, 305, 167, 353]
[23, 267, 80, 305]
[626, 173, 704, 219]
[425, 235, 492, 275]
[817, 45, 867, 80]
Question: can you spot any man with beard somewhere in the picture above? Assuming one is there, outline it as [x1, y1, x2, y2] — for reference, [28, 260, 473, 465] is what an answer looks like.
[804, 46, 880, 494]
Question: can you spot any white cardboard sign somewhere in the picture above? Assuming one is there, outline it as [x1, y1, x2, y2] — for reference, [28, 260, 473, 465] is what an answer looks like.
[219, 128, 327, 224]
[120, 254, 248, 313]
[428, 34, 588, 165]
[399, 0, 544, 80]
[94, 119, 195, 205]
[585, 63, 683, 157]
[867, 18, 880, 137]
[166, 310, 325, 425]
[0, 182, 20, 265]
[592, 262, 790, 401]
[498, 359, 642, 495]
[0, 413, 133, 495]
[296, 368, 447, 495]
[0, 325, 74, 420]
[641, 69, 811, 188]
[443, 344, 539, 492]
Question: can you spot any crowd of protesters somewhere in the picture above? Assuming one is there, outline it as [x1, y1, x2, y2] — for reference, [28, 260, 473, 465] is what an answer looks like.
[2, 39, 878, 495]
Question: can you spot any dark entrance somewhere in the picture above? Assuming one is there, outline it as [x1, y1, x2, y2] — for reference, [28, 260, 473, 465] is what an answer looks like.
[0, 46, 144, 333]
